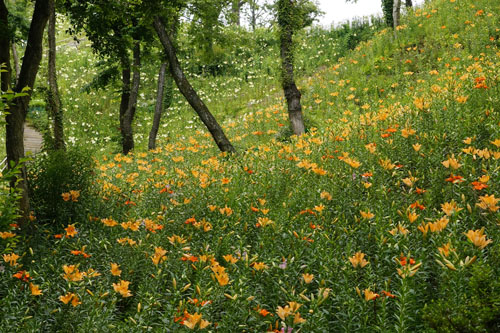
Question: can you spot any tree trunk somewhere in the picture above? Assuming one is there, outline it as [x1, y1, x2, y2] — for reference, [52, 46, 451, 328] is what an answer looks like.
[119, 56, 131, 142]
[382, 0, 394, 27]
[231, 0, 241, 26]
[121, 41, 140, 155]
[0, 1, 11, 91]
[393, 0, 401, 29]
[47, 0, 65, 150]
[153, 16, 235, 153]
[232, 1, 245, 26]
[148, 62, 173, 150]
[405, 0, 412, 7]
[11, 44, 20, 86]
[250, 1, 257, 31]
[278, 0, 305, 136]
[4, 0, 50, 225]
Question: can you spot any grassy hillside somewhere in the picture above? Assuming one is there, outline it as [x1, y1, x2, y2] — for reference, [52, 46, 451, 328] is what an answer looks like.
[1, 0, 500, 331]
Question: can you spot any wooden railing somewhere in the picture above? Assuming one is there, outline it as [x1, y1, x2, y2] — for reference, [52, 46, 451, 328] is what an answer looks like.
[0, 156, 7, 173]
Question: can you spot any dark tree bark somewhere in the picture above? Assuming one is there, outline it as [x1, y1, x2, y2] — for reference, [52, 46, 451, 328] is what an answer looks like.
[405, 0, 412, 7]
[393, 0, 401, 30]
[148, 62, 173, 150]
[12, 44, 20, 85]
[3, 0, 50, 225]
[382, 0, 394, 27]
[121, 41, 140, 155]
[278, 0, 305, 136]
[231, 0, 245, 26]
[0, 0, 11, 91]
[153, 16, 235, 153]
[119, 56, 131, 140]
[47, 0, 65, 150]
[250, 1, 257, 31]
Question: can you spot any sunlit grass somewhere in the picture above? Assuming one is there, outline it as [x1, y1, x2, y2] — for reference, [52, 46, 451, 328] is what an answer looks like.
[1, 0, 500, 331]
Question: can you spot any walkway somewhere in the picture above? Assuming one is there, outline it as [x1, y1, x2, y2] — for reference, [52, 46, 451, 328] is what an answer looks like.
[24, 123, 43, 156]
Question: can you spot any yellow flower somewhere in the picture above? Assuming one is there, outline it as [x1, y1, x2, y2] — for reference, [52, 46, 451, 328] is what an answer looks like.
[69, 190, 80, 202]
[29, 283, 43, 296]
[113, 280, 132, 297]
[479, 175, 490, 183]
[320, 191, 332, 201]
[401, 128, 416, 138]
[302, 273, 314, 284]
[59, 292, 74, 304]
[288, 301, 302, 313]
[0, 231, 16, 239]
[101, 218, 118, 227]
[256, 217, 274, 227]
[379, 158, 395, 170]
[360, 210, 374, 220]
[464, 228, 492, 249]
[117, 237, 137, 246]
[349, 252, 369, 268]
[412, 143, 422, 152]
[428, 216, 449, 233]
[418, 223, 429, 237]
[63, 265, 83, 282]
[251, 262, 268, 271]
[407, 210, 419, 223]
[476, 194, 499, 212]
[293, 312, 307, 324]
[314, 204, 325, 213]
[441, 155, 461, 169]
[184, 312, 202, 329]
[402, 177, 414, 187]
[65, 224, 78, 238]
[223, 254, 238, 264]
[3, 253, 20, 266]
[59, 292, 81, 307]
[441, 200, 463, 216]
[84, 268, 100, 278]
[365, 143, 377, 154]
[211, 263, 230, 286]
[414, 97, 430, 110]
[199, 319, 211, 329]
[438, 242, 453, 257]
[389, 224, 409, 236]
[110, 263, 121, 276]
[276, 302, 303, 320]
[151, 247, 167, 265]
[364, 288, 379, 301]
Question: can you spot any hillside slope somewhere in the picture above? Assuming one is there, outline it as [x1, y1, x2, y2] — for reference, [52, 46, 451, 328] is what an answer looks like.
[1, 0, 500, 331]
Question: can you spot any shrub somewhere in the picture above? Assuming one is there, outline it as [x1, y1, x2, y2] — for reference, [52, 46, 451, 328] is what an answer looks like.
[27, 147, 95, 224]
[422, 261, 500, 332]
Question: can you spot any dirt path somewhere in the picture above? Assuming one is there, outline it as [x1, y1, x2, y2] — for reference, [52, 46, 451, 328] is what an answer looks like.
[24, 123, 43, 156]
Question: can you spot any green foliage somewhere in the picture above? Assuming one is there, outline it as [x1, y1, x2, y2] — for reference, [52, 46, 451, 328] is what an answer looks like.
[5, 0, 31, 43]
[81, 60, 119, 93]
[0, 86, 24, 253]
[27, 147, 95, 224]
[0, 163, 22, 252]
[383, 0, 395, 27]
[2, 0, 500, 331]
[422, 261, 500, 332]
[275, 114, 318, 141]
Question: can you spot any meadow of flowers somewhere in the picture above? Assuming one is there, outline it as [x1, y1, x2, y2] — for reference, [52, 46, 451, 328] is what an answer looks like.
[1, 0, 500, 331]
